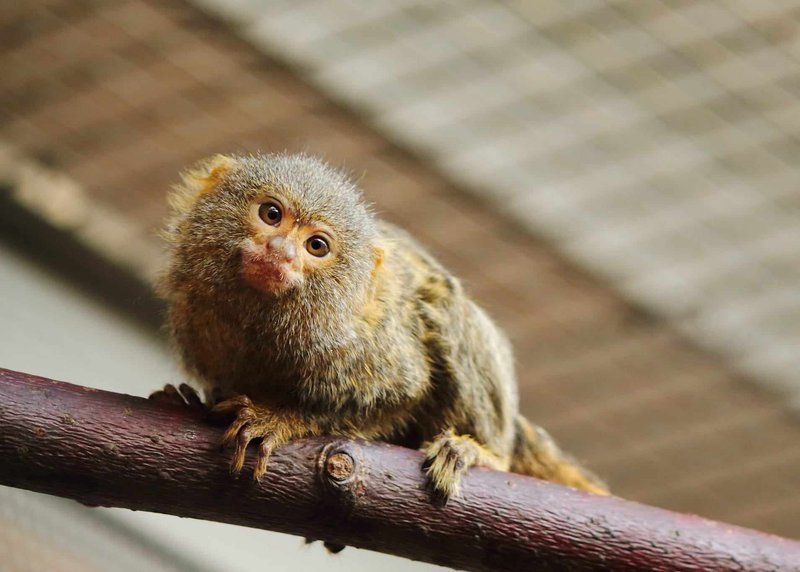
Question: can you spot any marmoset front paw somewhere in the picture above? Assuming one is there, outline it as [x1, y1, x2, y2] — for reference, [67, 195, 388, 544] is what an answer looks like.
[212, 395, 306, 481]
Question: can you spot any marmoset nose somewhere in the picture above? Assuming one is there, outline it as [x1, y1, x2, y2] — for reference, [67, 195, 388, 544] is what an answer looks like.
[268, 235, 297, 262]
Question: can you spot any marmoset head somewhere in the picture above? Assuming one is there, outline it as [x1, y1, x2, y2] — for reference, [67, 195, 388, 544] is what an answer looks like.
[162, 153, 379, 308]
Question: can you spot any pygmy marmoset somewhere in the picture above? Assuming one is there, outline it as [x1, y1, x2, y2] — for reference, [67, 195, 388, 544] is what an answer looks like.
[154, 153, 607, 500]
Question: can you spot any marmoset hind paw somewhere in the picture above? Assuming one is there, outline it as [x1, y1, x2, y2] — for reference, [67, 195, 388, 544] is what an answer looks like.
[423, 430, 503, 502]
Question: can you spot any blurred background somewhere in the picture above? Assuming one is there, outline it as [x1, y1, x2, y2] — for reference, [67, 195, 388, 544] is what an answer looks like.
[1, 0, 799, 570]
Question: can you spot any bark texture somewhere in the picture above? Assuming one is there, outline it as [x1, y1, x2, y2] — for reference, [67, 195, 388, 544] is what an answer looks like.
[0, 368, 798, 571]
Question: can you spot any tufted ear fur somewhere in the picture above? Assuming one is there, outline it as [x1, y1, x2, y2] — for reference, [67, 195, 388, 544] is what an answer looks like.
[168, 154, 237, 216]
[162, 154, 237, 244]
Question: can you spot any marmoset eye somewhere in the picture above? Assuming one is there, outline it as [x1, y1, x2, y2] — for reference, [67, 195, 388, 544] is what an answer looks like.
[258, 202, 282, 226]
[306, 236, 330, 257]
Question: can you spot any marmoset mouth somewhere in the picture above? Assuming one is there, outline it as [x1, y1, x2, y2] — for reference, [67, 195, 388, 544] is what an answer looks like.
[240, 250, 301, 294]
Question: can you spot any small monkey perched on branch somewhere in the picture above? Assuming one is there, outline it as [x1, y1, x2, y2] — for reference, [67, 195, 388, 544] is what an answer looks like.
[154, 153, 606, 500]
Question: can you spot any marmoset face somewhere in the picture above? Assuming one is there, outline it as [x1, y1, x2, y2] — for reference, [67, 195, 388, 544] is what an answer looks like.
[167, 154, 378, 306]
[240, 191, 339, 295]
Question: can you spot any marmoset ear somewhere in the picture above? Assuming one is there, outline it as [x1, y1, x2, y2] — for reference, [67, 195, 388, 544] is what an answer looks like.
[169, 154, 237, 215]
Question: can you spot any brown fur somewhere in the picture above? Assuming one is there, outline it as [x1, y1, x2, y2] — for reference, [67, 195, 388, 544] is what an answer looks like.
[157, 153, 607, 497]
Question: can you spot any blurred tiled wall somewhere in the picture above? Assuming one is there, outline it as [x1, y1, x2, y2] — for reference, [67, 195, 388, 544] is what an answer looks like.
[1, 0, 799, 539]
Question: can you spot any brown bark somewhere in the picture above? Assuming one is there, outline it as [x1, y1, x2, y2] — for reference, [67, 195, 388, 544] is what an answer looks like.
[0, 367, 798, 571]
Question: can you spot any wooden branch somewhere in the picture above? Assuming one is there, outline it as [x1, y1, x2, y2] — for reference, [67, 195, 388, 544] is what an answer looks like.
[0, 368, 798, 571]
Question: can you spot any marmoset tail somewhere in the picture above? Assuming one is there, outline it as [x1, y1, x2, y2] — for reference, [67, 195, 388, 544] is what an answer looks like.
[155, 152, 607, 499]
